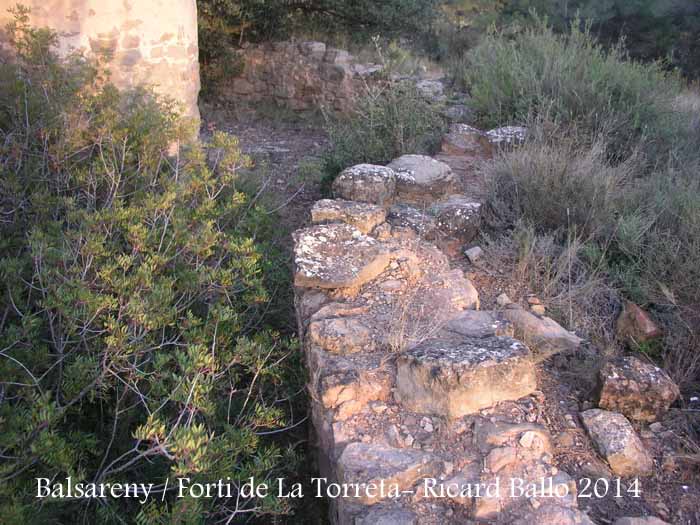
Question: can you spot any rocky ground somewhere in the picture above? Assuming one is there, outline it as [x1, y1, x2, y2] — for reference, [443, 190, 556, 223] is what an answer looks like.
[202, 106, 700, 524]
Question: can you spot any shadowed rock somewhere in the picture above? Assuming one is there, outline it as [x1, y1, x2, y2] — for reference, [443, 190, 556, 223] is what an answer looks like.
[396, 336, 536, 418]
[336, 443, 440, 505]
[613, 517, 670, 525]
[502, 306, 582, 354]
[597, 356, 679, 423]
[354, 508, 417, 525]
[387, 204, 440, 240]
[430, 195, 482, 243]
[440, 123, 493, 157]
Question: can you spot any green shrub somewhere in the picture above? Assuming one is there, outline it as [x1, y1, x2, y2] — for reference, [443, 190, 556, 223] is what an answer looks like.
[322, 81, 446, 183]
[463, 17, 698, 163]
[0, 12, 301, 524]
[484, 125, 700, 389]
[486, 126, 634, 238]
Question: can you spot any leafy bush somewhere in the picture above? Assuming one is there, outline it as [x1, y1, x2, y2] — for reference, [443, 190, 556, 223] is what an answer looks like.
[322, 81, 446, 184]
[463, 17, 698, 163]
[0, 12, 301, 524]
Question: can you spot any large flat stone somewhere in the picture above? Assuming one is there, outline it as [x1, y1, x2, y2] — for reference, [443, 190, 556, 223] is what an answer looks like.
[396, 336, 537, 418]
[293, 223, 391, 289]
[580, 409, 654, 477]
[597, 356, 679, 423]
[336, 443, 439, 505]
[332, 164, 397, 205]
[311, 199, 387, 234]
[387, 155, 457, 205]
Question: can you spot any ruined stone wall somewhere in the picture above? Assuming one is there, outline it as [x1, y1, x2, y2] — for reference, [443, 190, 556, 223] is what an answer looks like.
[0, 0, 200, 121]
[223, 41, 383, 112]
[291, 125, 675, 524]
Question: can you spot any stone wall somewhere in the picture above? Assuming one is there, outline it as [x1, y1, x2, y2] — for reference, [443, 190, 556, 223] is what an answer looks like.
[0, 0, 200, 122]
[222, 40, 383, 112]
[292, 124, 676, 524]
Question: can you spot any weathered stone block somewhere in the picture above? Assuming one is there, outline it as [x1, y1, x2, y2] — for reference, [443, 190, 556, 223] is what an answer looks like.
[597, 356, 679, 422]
[386, 205, 439, 240]
[440, 123, 493, 157]
[293, 223, 392, 289]
[336, 443, 439, 505]
[332, 164, 397, 205]
[616, 301, 662, 345]
[580, 409, 654, 477]
[311, 199, 386, 234]
[430, 195, 482, 243]
[387, 155, 457, 205]
[396, 336, 536, 418]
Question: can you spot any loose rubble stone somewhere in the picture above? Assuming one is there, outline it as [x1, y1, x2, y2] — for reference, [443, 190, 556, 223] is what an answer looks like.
[613, 517, 670, 525]
[293, 223, 392, 289]
[475, 421, 553, 455]
[311, 199, 387, 234]
[296, 288, 331, 321]
[396, 336, 537, 418]
[332, 164, 397, 205]
[580, 409, 654, 477]
[464, 246, 483, 263]
[597, 356, 679, 422]
[336, 443, 439, 505]
[486, 446, 518, 472]
[502, 306, 582, 354]
[415, 79, 446, 102]
[486, 126, 528, 146]
[617, 301, 663, 345]
[497, 293, 512, 306]
[439, 310, 514, 339]
[512, 505, 597, 525]
[430, 195, 482, 243]
[299, 41, 327, 58]
[354, 508, 417, 525]
[420, 268, 480, 312]
[388, 155, 457, 205]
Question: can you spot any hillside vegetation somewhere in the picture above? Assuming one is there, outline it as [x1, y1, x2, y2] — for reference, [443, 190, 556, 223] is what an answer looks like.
[0, 13, 301, 524]
[465, 19, 700, 388]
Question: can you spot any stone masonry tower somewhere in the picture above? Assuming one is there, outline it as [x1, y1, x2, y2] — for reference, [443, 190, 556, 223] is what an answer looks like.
[0, 0, 200, 123]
